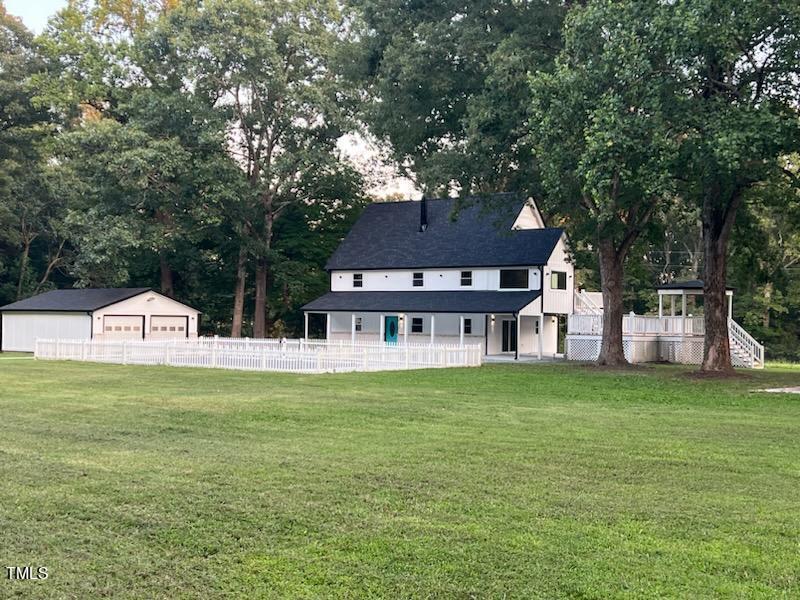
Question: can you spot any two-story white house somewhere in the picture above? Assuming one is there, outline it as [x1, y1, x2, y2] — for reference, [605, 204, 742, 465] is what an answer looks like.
[302, 194, 574, 359]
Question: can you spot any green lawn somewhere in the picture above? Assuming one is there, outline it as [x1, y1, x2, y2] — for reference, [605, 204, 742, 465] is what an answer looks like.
[1, 360, 799, 599]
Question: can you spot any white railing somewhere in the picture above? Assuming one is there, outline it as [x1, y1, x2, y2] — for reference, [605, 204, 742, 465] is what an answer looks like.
[34, 337, 483, 374]
[728, 318, 764, 368]
[568, 314, 705, 336]
[574, 290, 603, 315]
[566, 315, 764, 368]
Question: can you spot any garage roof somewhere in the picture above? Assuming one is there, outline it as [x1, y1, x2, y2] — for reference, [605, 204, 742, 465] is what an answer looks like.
[0, 288, 153, 312]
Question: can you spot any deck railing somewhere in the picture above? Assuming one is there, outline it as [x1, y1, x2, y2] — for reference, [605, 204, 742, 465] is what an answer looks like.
[568, 314, 706, 336]
[34, 337, 483, 374]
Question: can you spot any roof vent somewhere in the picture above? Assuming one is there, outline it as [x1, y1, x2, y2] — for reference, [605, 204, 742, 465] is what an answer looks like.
[419, 196, 428, 232]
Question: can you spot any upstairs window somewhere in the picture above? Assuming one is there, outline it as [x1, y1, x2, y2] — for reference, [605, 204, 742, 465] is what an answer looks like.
[353, 273, 363, 288]
[355, 317, 362, 332]
[411, 317, 423, 333]
[550, 271, 567, 290]
[464, 318, 472, 334]
[460, 271, 472, 286]
[500, 269, 529, 289]
[413, 272, 424, 287]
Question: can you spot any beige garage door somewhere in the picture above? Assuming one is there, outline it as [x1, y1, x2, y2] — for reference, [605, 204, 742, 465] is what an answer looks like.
[103, 315, 144, 339]
[149, 316, 188, 339]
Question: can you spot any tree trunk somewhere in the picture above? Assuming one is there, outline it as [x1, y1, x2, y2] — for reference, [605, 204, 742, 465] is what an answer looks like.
[16, 239, 31, 300]
[701, 224, 733, 372]
[159, 254, 175, 298]
[700, 187, 742, 373]
[597, 238, 628, 366]
[253, 258, 268, 338]
[230, 246, 247, 337]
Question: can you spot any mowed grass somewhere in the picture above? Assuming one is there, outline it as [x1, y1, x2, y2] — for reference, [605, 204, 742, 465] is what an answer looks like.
[1, 360, 799, 599]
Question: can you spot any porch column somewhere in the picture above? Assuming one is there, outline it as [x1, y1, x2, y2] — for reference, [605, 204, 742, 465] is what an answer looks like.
[351, 313, 356, 344]
[681, 292, 687, 335]
[727, 293, 733, 320]
[538, 315, 543, 360]
[303, 312, 309, 339]
[484, 315, 489, 356]
[326, 313, 331, 340]
[430, 314, 435, 345]
[515, 313, 520, 360]
[403, 314, 409, 345]
[459, 316, 465, 347]
[379, 314, 385, 344]
[670, 294, 675, 316]
[658, 294, 663, 318]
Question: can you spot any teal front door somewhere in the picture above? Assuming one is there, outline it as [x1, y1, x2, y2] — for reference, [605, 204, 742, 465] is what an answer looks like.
[384, 316, 399, 343]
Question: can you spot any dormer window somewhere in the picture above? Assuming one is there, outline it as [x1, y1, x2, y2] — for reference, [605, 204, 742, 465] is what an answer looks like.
[353, 273, 363, 288]
[413, 272, 424, 287]
[500, 269, 529, 289]
[460, 271, 472, 286]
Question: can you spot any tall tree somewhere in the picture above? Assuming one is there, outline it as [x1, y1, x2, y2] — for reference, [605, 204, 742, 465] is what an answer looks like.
[529, 1, 678, 366]
[155, 0, 361, 337]
[670, 0, 800, 372]
[350, 0, 565, 195]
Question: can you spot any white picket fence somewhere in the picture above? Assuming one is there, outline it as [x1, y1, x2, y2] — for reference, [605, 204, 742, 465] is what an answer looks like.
[34, 337, 483, 374]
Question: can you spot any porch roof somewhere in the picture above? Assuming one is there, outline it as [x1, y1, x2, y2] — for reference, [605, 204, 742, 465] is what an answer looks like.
[302, 290, 541, 314]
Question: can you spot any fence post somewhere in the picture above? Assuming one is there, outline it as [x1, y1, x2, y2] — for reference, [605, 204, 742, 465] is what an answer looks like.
[261, 346, 267, 371]
[122, 341, 128, 365]
[212, 337, 218, 368]
[405, 344, 410, 369]
[55, 339, 60, 360]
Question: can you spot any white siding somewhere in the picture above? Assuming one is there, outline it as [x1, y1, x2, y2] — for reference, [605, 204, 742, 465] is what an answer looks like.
[542, 234, 574, 315]
[331, 267, 542, 292]
[92, 291, 199, 340]
[511, 201, 546, 230]
[1, 312, 92, 352]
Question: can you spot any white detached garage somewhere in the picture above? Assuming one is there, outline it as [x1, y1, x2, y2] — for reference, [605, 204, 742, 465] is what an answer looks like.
[0, 288, 200, 352]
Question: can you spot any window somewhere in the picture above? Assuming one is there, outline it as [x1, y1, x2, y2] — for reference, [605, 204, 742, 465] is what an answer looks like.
[355, 317, 362, 332]
[460, 271, 472, 286]
[169, 326, 176, 331]
[551, 271, 567, 290]
[114, 326, 122, 331]
[500, 269, 529, 289]
[123, 326, 131, 331]
[177, 326, 184, 332]
[464, 318, 472, 334]
[133, 326, 140, 332]
[152, 325, 159, 332]
[353, 273, 363, 288]
[413, 272, 424, 287]
[105, 326, 112, 332]
[411, 317, 423, 333]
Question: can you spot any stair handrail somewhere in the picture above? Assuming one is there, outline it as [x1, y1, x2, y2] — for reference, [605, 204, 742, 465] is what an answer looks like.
[575, 290, 603, 315]
[728, 318, 764, 368]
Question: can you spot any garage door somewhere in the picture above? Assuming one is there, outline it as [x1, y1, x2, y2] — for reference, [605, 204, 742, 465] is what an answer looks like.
[149, 316, 188, 339]
[103, 315, 144, 340]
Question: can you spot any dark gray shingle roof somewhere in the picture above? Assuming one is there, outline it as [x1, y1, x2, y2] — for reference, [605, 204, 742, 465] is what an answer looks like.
[325, 196, 563, 271]
[302, 290, 541, 314]
[0, 288, 152, 312]
[656, 280, 734, 291]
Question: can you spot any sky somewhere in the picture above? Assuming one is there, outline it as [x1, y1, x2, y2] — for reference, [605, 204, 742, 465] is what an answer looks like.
[5, 0, 66, 32]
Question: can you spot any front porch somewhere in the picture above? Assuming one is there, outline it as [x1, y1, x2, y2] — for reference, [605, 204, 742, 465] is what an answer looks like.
[304, 310, 564, 360]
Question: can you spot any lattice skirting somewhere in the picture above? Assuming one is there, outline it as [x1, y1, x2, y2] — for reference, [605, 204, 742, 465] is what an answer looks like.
[566, 335, 704, 365]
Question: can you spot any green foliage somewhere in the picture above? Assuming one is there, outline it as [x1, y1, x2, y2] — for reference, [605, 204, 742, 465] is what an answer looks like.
[350, 0, 565, 194]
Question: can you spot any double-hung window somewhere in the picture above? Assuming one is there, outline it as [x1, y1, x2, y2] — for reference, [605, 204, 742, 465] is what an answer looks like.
[413, 272, 424, 287]
[464, 318, 472, 334]
[353, 273, 363, 288]
[460, 271, 472, 286]
[411, 317, 423, 333]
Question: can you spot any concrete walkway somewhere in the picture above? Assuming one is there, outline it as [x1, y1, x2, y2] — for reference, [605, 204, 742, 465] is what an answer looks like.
[761, 387, 800, 394]
[484, 354, 565, 364]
